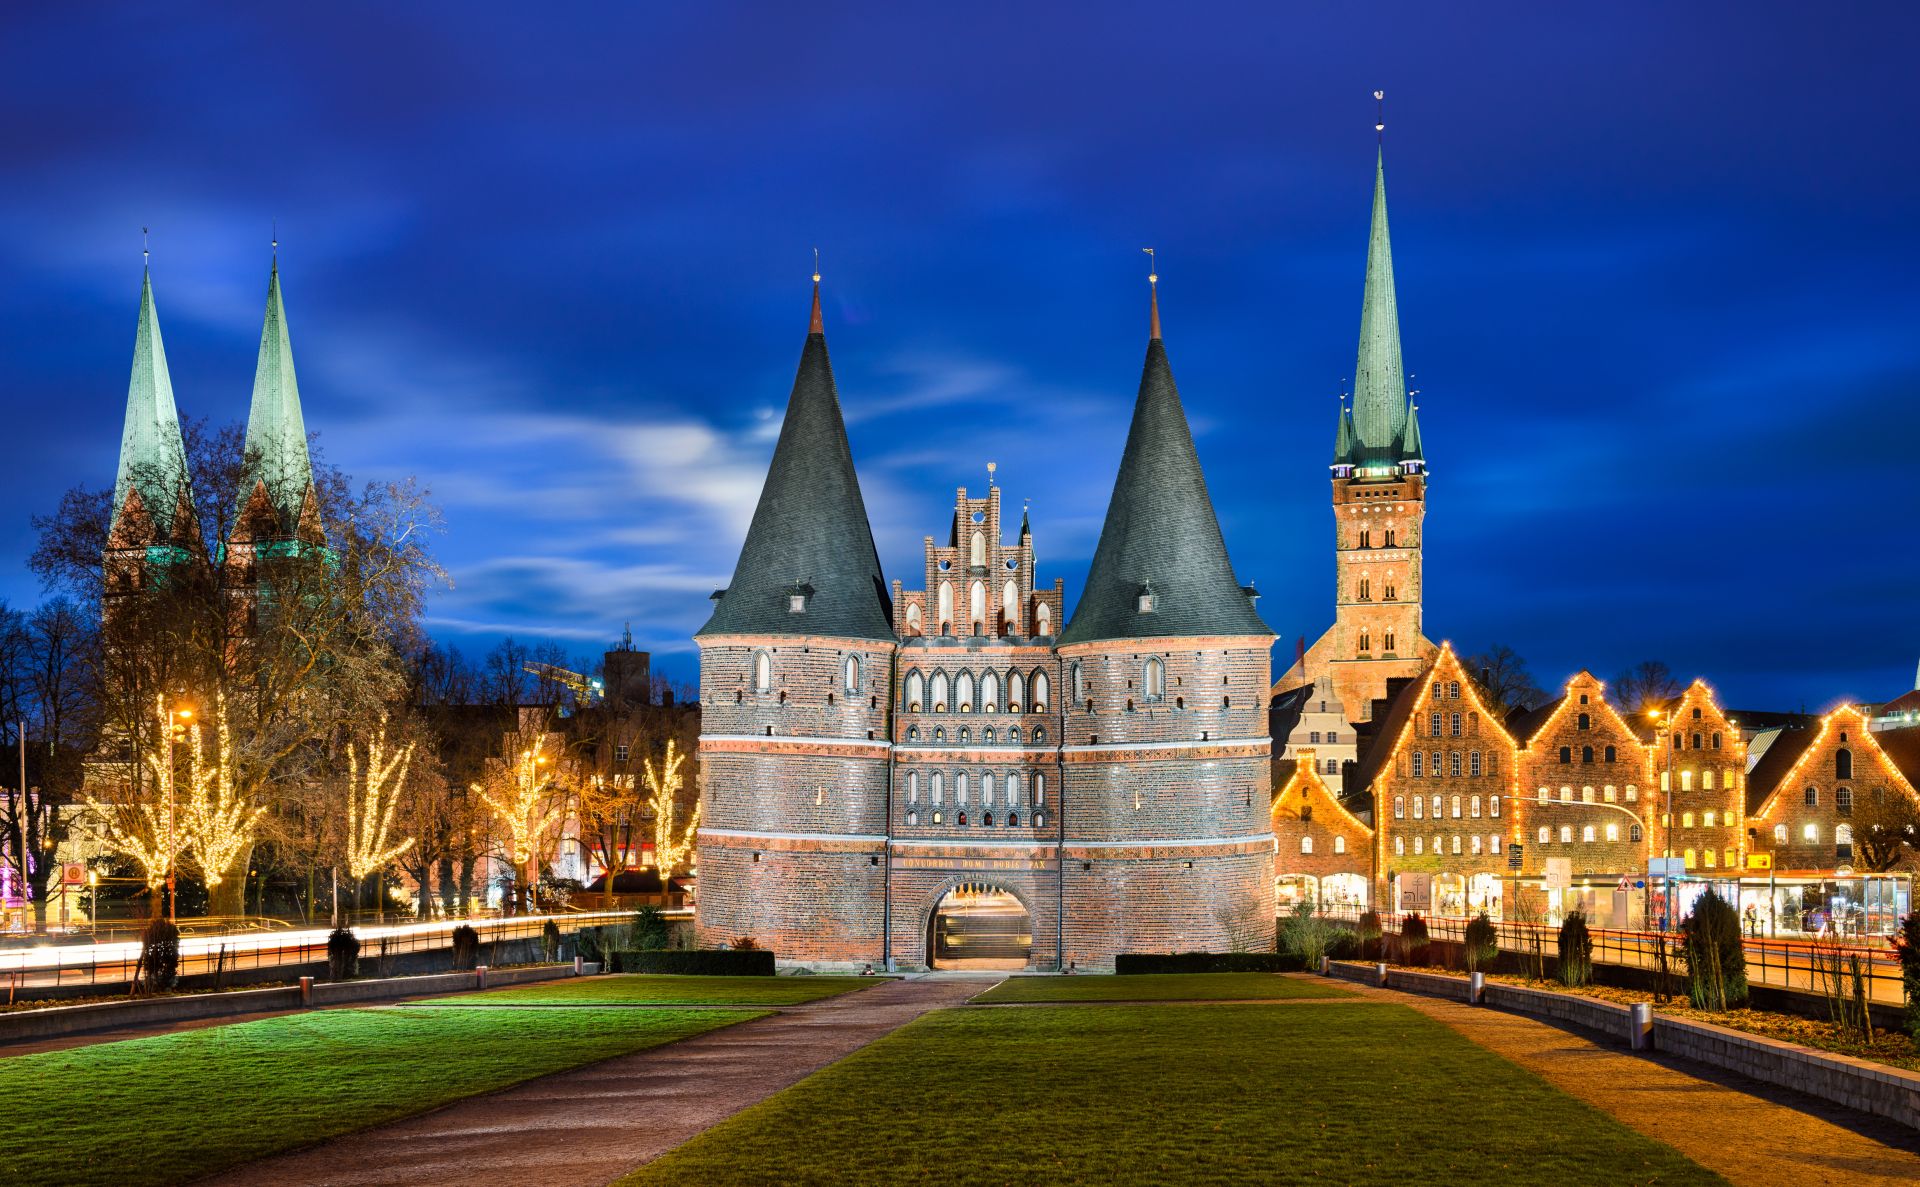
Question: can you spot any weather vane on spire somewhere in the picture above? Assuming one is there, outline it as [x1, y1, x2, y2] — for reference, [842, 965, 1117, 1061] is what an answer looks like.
[142, 226, 149, 266]
[1142, 246, 1157, 285]
[272, 218, 279, 263]
[812, 246, 820, 284]
[987, 460, 998, 488]
[1374, 90, 1385, 141]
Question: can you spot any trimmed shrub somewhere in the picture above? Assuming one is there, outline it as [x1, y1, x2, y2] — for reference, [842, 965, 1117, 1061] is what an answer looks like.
[1680, 889, 1748, 1010]
[1356, 910, 1383, 961]
[1325, 927, 1360, 961]
[1115, 952, 1308, 974]
[327, 927, 361, 980]
[1399, 913, 1430, 967]
[1556, 911, 1593, 987]
[632, 906, 670, 951]
[1896, 912, 1920, 1040]
[451, 924, 480, 970]
[614, 949, 776, 976]
[1464, 912, 1499, 973]
[1278, 902, 1338, 968]
[576, 925, 607, 964]
[137, 917, 181, 993]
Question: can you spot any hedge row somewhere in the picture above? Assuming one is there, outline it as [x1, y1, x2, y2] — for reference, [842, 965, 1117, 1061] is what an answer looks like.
[611, 949, 776, 976]
[1114, 952, 1309, 974]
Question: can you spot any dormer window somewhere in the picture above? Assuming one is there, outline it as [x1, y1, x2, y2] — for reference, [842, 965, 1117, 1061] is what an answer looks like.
[1137, 582, 1156, 614]
[787, 581, 814, 614]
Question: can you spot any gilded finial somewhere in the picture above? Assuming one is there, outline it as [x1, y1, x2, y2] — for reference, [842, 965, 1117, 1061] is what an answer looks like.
[142, 226, 149, 267]
[1374, 90, 1385, 140]
[812, 246, 820, 284]
[987, 460, 998, 487]
[1143, 247, 1160, 340]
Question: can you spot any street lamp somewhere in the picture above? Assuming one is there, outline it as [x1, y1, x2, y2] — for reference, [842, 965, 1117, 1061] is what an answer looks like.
[1647, 709, 1678, 930]
[165, 704, 193, 923]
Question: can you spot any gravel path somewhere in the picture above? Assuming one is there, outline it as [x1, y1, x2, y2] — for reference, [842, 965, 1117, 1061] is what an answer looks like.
[1333, 977, 1920, 1186]
[196, 975, 991, 1187]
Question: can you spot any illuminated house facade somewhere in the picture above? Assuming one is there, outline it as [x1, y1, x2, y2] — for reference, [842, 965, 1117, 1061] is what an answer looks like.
[695, 279, 1275, 970]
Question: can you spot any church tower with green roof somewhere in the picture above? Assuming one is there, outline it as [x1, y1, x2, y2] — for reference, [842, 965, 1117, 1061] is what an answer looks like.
[1275, 139, 1436, 761]
[105, 264, 200, 609]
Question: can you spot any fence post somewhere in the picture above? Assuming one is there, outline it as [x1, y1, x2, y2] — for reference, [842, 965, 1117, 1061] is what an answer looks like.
[574, 955, 585, 976]
[299, 975, 313, 1007]
[1629, 1001, 1653, 1050]
[1469, 971, 1485, 1004]
[476, 964, 488, 990]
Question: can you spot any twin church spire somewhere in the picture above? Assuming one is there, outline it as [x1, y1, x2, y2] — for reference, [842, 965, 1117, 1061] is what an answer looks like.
[1335, 146, 1424, 472]
[108, 251, 321, 558]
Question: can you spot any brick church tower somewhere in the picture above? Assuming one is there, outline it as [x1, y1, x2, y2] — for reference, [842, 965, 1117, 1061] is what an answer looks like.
[694, 280, 898, 959]
[1053, 278, 1277, 961]
[1275, 142, 1436, 778]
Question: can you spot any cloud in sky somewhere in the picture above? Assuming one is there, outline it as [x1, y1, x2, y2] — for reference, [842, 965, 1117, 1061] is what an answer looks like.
[3, 2, 1920, 708]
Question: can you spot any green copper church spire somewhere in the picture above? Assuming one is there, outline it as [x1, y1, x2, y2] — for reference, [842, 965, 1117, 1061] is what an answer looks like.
[111, 264, 193, 541]
[1350, 147, 1410, 461]
[237, 258, 315, 534]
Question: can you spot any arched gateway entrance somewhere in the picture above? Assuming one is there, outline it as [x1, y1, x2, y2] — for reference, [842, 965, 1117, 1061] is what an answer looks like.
[927, 883, 1032, 970]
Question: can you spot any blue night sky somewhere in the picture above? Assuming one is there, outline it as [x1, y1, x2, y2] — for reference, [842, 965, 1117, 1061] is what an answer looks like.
[3, 3, 1917, 709]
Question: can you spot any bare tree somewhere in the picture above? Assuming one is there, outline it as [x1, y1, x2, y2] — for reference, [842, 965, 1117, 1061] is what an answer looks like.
[1612, 660, 1681, 715]
[1464, 644, 1548, 713]
[1852, 789, 1920, 873]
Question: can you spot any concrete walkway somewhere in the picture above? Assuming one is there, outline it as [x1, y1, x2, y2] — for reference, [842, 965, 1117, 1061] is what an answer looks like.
[1330, 977, 1920, 1186]
[199, 975, 991, 1187]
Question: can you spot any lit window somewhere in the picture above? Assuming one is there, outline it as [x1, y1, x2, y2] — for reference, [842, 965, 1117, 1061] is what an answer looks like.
[1703, 811, 1716, 827]
[1470, 795, 1482, 818]
[1703, 848, 1716, 868]
[1560, 787, 1573, 803]
[1560, 825, 1573, 843]
[1490, 796, 1501, 818]
[1625, 785, 1638, 802]
[1394, 796, 1406, 819]
[1412, 796, 1424, 820]
[1680, 770, 1694, 791]
[1537, 787, 1549, 804]
[1489, 834, 1503, 854]
[1471, 834, 1483, 855]
[1682, 812, 1694, 828]
[1301, 836, 1313, 855]
[1395, 836, 1405, 856]
[1803, 822, 1819, 843]
[1451, 795, 1462, 818]
[1773, 823, 1787, 844]
[1683, 848, 1696, 867]
[1582, 787, 1595, 804]
[1411, 751, 1424, 778]
[1702, 769, 1714, 790]
[1431, 795, 1441, 818]
[1334, 836, 1346, 855]
[1451, 835, 1462, 855]
[1604, 785, 1617, 803]
[1538, 825, 1551, 844]
[1605, 822, 1619, 842]
[1414, 836, 1424, 855]
[1582, 825, 1596, 843]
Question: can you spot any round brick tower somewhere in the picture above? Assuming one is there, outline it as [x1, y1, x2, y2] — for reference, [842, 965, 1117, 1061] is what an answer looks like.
[1053, 279, 1278, 967]
[694, 281, 897, 961]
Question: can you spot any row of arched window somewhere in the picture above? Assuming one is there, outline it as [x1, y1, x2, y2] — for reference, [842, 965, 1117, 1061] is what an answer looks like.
[903, 581, 1053, 638]
[1353, 577, 1398, 602]
[746, 651, 864, 695]
[1535, 822, 1642, 845]
[904, 723, 1048, 745]
[903, 769, 1048, 828]
[904, 668, 1050, 714]
[1423, 711, 1479, 737]
[1394, 793, 1502, 820]
[1802, 783, 1884, 813]
[1775, 822, 1854, 853]
[1557, 744, 1619, 764]
[1297, 835, 1347, 855]
[1392, 834, 1503, 857]
[1660, 768, 1738, 791]
[1356, 629, 1396, 653]
[1408, 750, 1497, 778]
[1536, 785, 1640, 804]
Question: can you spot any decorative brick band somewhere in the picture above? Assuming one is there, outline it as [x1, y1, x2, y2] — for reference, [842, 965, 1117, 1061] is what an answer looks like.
[703, 735, 892, 758]
[699, 829, 886, 852]
[1054, 635, 1275, 657]
[1060, 737, 1268, 762]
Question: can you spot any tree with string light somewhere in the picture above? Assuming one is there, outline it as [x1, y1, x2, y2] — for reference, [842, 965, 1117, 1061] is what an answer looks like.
[473, 734, 564, 914]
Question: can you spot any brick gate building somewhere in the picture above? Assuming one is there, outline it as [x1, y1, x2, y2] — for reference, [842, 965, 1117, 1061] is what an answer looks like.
[694, 277, 1275, 969]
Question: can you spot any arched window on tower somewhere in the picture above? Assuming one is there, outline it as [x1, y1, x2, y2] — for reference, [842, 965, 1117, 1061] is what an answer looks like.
[1035, 602, 1052, 636]
[1383, 630, 1396, 652]
[844, 654, 860, 692]
[937, 582, 953, 632]
[1001, 581, 1018, 633]
[956, 671, 975, 713]
[905, 603, 922, 636]
[905, 670, 923, 711]
[1144, 658, 1165, 703]
[982, 670, 1000, 712]
[1358, 630, 1371, 654]
[930, 671, 950, 713]
[1009, 671, 1025, 711]
[1358, 578, 1371, 601]
[1032, 670, 1050, 711]
[753, 651, 772, 692]
[970, 530, 986, 567]
[969, 582, 986, 634]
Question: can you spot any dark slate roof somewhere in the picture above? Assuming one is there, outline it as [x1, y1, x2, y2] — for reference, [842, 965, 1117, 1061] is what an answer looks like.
[697, 292, 893, 641]
[1058, 335, 1271, 644]
[1267, 682, 1314, 742]
[1270, 758, 1299, 800]
[1743, 723, 1819, 816]
[1870, 725, 1920, 790]
[1505, 695, 1568, 746]
[1346, 674, 1424, 797]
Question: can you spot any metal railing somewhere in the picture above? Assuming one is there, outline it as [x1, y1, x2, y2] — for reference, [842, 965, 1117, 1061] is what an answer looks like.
[0, 910, 673, 998]
[1308, 907, 1908, 1006]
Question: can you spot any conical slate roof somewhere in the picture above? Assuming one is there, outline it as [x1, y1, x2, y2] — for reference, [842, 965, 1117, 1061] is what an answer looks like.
[112, 269, 193, 540]
[1332, 404, 1355, 465]
[1402, 402, 1424, 461]
[238, 262, 315, 529]
[1059, 295, 1271, 644]
[698, 285, 894, 641]
[1350, 148, 1411, 462]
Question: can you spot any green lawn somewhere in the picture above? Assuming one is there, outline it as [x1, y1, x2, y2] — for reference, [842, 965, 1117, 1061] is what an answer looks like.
[974, 972, 1352, 1003]
[1, 1006, 761, 1186]
[426, 973, 881, 1007]
[621, 1003, 1723, 1186]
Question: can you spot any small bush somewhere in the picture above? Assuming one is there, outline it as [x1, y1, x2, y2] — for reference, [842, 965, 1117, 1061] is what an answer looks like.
[1896, 912, 1920, 1040]
[1115, 952, 1307, 974]
[1325, 928, 1360, 961]
[1278, 902, 1338, 968]
[327, 927, 361, 980]
[451, 924, 480, 970]
[1556, 912, 1593, 987]
[615, 948, 776, 975]
[730, 935, 760, 951]
[576, 925, 606, 964]
[1400, 913, 1430, 967]
[137, 917, 181, 993]
[1356, 910, 1383, 961]
[1681, 889, 1748, 1010]
[1464, 912, 1499, 973]
[632, 906, 670, 951]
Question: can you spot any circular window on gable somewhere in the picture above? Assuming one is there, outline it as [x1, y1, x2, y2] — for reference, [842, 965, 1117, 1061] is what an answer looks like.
[972, 511, 985, 523]
[1004, 559, 1017, 570]
[938, 560, 951, 571]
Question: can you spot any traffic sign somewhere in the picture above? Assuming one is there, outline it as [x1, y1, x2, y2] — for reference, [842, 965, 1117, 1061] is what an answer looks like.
[1507, 842, 1523, 871]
